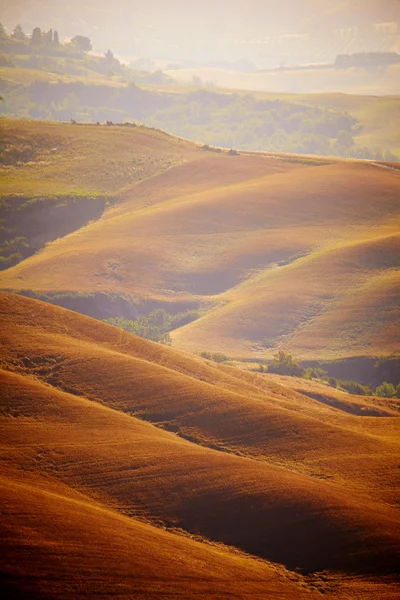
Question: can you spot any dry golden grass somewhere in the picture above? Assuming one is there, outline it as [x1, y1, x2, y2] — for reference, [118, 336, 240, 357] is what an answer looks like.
[1, 119, 399, 360]
[3, 466, 314, 600]
[1, 292, 399, 600]
[0, 118, 200, 196]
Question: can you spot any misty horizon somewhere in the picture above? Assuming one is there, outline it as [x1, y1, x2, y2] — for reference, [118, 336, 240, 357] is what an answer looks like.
[1, 0, 399, 65]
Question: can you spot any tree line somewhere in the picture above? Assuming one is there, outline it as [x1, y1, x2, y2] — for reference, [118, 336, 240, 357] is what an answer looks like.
[0, 22, 92, 55]
[258, 351, 400, 398]
[1, 80, 397, 161]
[104, 309, 201, 344]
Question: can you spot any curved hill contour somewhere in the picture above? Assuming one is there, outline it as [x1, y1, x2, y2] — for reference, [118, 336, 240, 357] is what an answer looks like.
[1, 120, 399, 359]
[1, 292, 400, 600]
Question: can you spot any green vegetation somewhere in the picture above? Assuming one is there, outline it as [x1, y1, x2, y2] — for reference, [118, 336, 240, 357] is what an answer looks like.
[0, 80, 149, 122]
[0, 194, 109, 270]
[0, 22, 131, 80]
[303, 367, 328, 380]
[17, 290, 95, 301]
[267, 351, 303, 377]
[13, 290, 203, 334]
[373, 356, 400, 388]
[375, 382, 400, 399]
[0, 235, 29, 269]
[104, 314, 172, 345]
[258, 351, 400, 397]
[334, 380, 374, 396]
[2, 80, 396, 159]
[0, 21, 398, 160]
[146, 91, 398, 160]
[14, 290, 138, 323]
[104, 308, 201, 344]
[200, 351, 229, 363]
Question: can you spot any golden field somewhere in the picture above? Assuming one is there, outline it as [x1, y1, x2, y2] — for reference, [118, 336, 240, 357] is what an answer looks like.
[1, 119, 399, 359]
[1, 292, 399, 598]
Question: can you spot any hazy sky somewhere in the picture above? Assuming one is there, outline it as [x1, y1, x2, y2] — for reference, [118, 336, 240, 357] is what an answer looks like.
[1, 0, 399, 59]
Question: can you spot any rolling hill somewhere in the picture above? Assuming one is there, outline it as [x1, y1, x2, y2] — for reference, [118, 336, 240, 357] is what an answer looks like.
[165, 64, 400, 96]
[0, 117, 199, 196]
[1, 64, 399, 158]
[1, 119, 399, 360]
[1, 292, 399, 598]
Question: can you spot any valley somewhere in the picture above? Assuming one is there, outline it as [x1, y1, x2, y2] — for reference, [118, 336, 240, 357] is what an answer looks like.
[1, 292, 399, 598]
[0, 116, 399, 599]
[1, 119, 399, 360]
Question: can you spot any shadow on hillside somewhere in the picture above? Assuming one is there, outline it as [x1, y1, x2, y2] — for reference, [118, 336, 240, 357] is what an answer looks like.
[0, 195, 110, 271]
[300, 390, 394, 417]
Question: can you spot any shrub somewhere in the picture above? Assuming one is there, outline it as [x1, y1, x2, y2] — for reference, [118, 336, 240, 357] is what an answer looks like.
[201, 144, 221, 153]
[267, 351, 303, 377]
[0, 252, 22, 269]
[104, 314, 171, 345]
[200, 351, 229, 363]
[375, 382, 396, 398]
[303, 367, 328, 380]
[212, 352, 229, 363]
[104, 307, 201, 345]
[170, 309, 200, 329]
[339, 380, 373, 396]
[373, 356, 400, 387]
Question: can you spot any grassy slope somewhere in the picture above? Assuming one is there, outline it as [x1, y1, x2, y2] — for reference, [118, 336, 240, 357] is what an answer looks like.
[1, 293, 400, 569]
[1, 120, 398, 359]
[353, 97, 400, 156]
[2, 468, 310, 600]
[2, 62, 400, 155]
[0, 118, 200, 196]
[1, 292, 399, 597]
[0, 65, 131, 89]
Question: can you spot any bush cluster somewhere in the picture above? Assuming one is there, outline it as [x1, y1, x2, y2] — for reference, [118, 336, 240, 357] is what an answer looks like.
[200, 351, 229, 363]
[147, 92, 398, 161]
[267, 350, 303, 376]
[258, 351, 400, 397]
[104, 308, 200, 345]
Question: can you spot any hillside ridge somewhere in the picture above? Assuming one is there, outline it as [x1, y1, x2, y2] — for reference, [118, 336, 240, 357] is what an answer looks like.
[1, 119, 399, 361]
[1, 292, 400, 572]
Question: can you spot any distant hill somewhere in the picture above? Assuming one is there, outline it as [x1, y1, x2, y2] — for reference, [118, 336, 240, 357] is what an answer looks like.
[1, 62, 399, 158]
